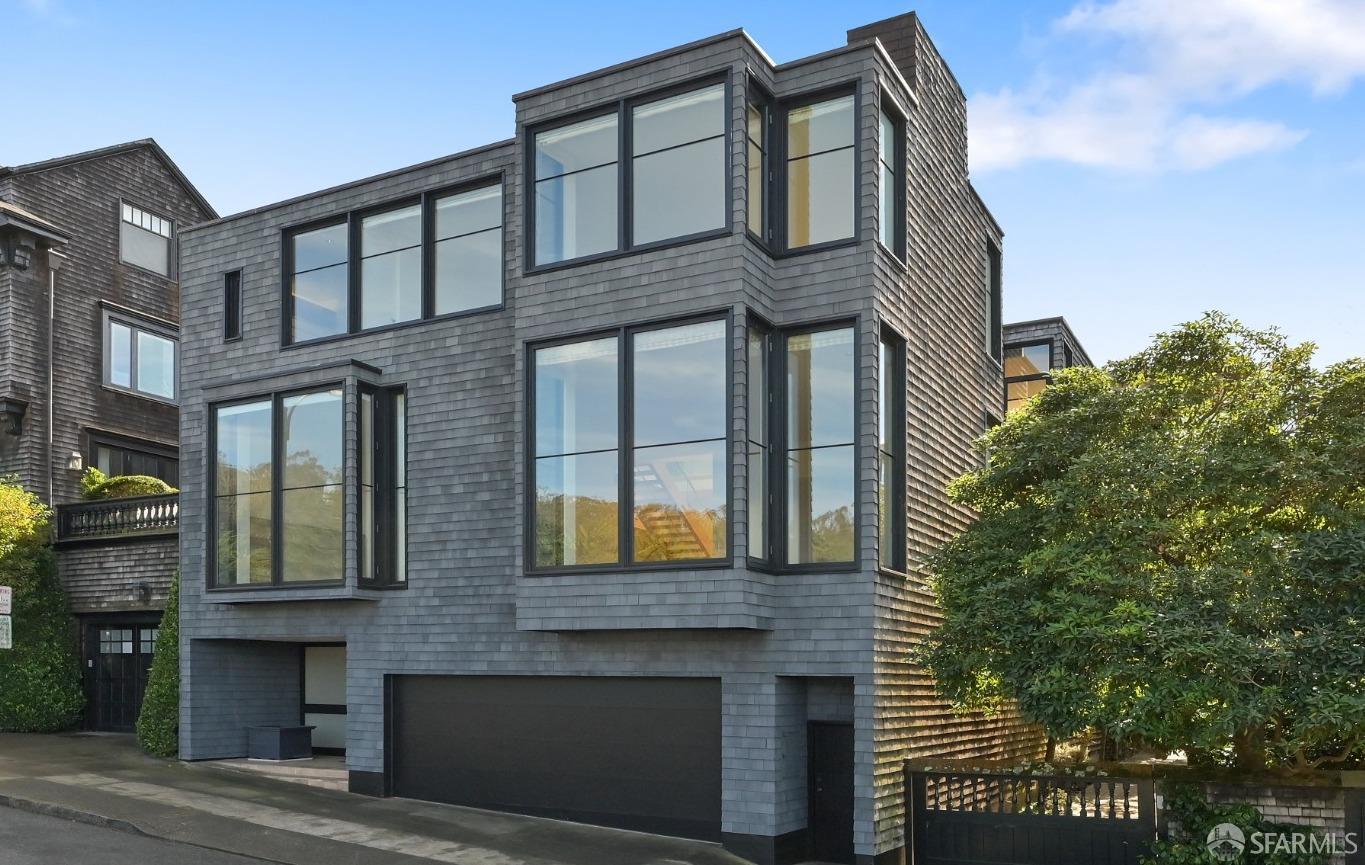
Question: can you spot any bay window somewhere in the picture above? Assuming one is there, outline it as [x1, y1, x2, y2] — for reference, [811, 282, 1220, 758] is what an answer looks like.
[784, 326, 856, 564]
[530, 317, 728, 570]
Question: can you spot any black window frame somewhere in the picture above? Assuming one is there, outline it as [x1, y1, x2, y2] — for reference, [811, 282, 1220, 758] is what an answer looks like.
[118, 199, 175, 279]
[745, 313, 774, 564]
[224, 269, 243, 342]
[877, 95, 907, 261]
[745, 81, 773, 248]
[208, 383, 348, 591]
[772, 84, 862, 257]
[878, 325, 907, 573]
[987, 240, 1003, 362]
[87, 430, 179, 487]
[524, 309, 735, 575]
[1004, 338, 1054, 416]
[358, 384, 408, 589]
[101, 306, 179, 404]
[281, 175, 505, 348]
[524, 72, 733, 274]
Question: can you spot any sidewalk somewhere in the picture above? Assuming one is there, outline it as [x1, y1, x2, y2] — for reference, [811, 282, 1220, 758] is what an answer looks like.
[0, 733, 747, 865]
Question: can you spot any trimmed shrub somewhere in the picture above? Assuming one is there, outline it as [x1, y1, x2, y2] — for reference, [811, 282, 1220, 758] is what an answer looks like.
[80, 467, 176, 500]
[0, 479, 84, 731]
[136, 572, 179, 757]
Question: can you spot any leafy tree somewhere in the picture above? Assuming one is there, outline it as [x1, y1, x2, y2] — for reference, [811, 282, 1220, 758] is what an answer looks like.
[137, 573, 180, 757]
[0, 479, 84, 731]
[923, 314, 1365, 770]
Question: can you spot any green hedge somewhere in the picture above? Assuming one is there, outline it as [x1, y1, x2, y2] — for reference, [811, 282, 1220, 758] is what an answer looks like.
[136, 573, 179, 757]
[80, 467, 177, 500]
[0, 480, 84, 731]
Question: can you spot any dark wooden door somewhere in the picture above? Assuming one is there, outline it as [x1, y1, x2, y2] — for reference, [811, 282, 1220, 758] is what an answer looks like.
[90, 625, 157, 732]
[809, 721, 855, 864]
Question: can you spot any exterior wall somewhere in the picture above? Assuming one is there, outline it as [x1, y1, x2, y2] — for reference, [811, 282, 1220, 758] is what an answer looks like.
[178, 17, 1041, 863]
[1164, 782, 1353, 865]
[0, 147, 211, 505]
[1004, 316, 1093, 371]
[55, 537, 177, 615]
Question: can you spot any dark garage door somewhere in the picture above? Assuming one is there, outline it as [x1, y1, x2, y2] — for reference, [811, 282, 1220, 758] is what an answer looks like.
[391, 676, 722, 841]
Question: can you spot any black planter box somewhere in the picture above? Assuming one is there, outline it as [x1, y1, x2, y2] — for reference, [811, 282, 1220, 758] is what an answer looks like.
[247, 725, 314, 760]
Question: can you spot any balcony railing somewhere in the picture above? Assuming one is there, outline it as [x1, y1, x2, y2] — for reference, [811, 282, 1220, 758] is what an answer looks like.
[54, 494, 179, 544]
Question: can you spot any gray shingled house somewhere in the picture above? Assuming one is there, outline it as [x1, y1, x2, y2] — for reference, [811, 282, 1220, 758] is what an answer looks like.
[0, 140, 214, 731]
[176, 13, 1043, 864]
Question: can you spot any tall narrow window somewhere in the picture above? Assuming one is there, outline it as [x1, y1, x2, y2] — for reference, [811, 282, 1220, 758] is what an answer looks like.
[1004, 342, 1052, 415]
[785, 326, 855, 564]
[987, 240, 1003, 361]
[631, 320, 728, 561]
[281, 389, 345, 582]
[434, 185, 502, 314]
[878, 330, 905, 571]
[360, 387, 407, 585]
[214, 399, 273, 586]
[878, 105, 904, 255]
[120, 202, 173, 276]
[290, 222, 348, 342]
[361, 203, 423, 330]
[104, 311, 177, 401]
[747, 322, 770, 559]
[534, 114, 619, 266]
[631, 83, 726, 245]
[786, 95, 855, 249]
[224, 270, 242, 341]
[533, 337, 620, 566]
[747, 99, 767, 239]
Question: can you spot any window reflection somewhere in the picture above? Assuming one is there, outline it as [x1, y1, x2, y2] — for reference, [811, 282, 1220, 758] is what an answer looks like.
[291, 223, 348, 341]
[534, 114, 619, 265]
[631, 84, 726, 244]
[361, 204, 422, 329]
[435, 185, 502, 314]
[787, 95, 855, 248]
[215, 400, 273, 585]
[280, 389, 344, 582]
[785, 327, 855, 563]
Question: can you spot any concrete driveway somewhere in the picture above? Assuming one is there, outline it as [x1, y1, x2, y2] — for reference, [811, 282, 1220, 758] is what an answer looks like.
[0, 733, 750, 865]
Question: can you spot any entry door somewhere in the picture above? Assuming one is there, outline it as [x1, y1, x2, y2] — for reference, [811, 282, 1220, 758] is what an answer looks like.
[91, 626, 157, 732]
[302, 646, 346, 753]
[808, 721, 855, 864]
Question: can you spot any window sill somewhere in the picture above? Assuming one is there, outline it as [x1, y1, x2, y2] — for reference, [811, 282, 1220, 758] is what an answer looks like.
[524, 558, 733, 578]
[282, 302, 505, 351]
[523, 226, 731, 276]
[101, 384, 177, 407]
[205, 583, 386, 604]
[118, 259, 175, 281]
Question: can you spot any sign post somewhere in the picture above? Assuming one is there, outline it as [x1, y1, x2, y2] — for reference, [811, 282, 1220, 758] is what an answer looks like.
[0, 586, 11, 650]
[0, 585, 10, 615]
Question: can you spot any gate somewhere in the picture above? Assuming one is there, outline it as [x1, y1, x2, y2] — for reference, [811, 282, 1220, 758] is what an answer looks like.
[907, 765, 1156, 865]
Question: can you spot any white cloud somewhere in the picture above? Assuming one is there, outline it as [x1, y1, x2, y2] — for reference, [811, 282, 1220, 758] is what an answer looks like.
[971, 0, 1365, 173]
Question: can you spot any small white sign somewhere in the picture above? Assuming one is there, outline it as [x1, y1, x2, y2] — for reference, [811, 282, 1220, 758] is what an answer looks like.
[0, 615, 11, 650]
[0, 586, 10, 616]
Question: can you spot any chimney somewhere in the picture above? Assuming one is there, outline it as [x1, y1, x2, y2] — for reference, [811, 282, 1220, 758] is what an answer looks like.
[847, 11, 918, 85]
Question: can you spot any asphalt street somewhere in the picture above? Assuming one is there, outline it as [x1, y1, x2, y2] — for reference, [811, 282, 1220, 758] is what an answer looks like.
[0, 807, 276, 865]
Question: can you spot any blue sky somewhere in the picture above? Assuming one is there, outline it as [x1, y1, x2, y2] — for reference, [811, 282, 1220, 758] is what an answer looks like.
[6, 0, 1362, 365]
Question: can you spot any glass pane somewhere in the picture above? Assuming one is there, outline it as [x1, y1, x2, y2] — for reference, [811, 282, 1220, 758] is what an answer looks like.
[215, 491, 272, 585]
[1006, 377, 1049, 414]
[361, 246, 422, 329]
[747, 103, 763, 144]
[787, 95, 854, 158]
[436, 185, 501, 241]
[880, 109, 896, 167]
[534, 164, 618, 265]
[282, 484, 343, 582]
[786, 444, 855, 564]
[748, 444, 767, 559]
[282, 389, 344, 488]
[292, 263, 348, 341]
[787, 147, 855, 247]
[360, 391, 374, 486]
[633, 439, 727, 562]
[435, 229, 502, 314]
[395, 488, 407, 582]
[879, 162, 896, 249]
[361, 483, 374, 583]
[120, 222, 170, 275]
[632, 320, 726, 447]
[96, 446, 114, 474]
[787, 327, 855, 449]
[394, 391, 406, 488]
[879, 451, 895, 569]
[632, 83, 724, 156]
[632, 137, 725, 244]
[1004, 344, 1051, 377]
[362, 204, 420, 257]
[534, 451, 618, 567]
[880, 339, 896, 449]
[534, 337, 618, 457]
[293, 223, 348, 272]
[136, 331, 176, 399]
[535, 113, 618, 178]
[216, 400, 272, 495]
[109, 322, 132, 387]
[747, 139, 763, 235]
[748, 326, 767, 443]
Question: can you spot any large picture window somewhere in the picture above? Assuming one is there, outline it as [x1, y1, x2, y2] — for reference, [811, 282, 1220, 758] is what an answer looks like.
[785, 94, 855, 249]
[212, 387, 345, 587]
[530, 317, 728, 570]
[284, 181, 503, 345]
[784, 326, 855, 564]
[530, 80, 728, 268]
[103, 310, 177, 402]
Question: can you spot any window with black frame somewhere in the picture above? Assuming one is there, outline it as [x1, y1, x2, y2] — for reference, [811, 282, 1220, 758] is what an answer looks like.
[91, 435, 178, 486]
[533, 114, 619, 266]
[878, 330, 906, 571]
[434, 185, 503, 315]
[360, 203, 422, 330]
[289, 222, 349, 342]
[1004, 342, 1052, 415]
[212, 387, 346, 587]
[120, 202, 173, 276]
[631, 83, 726, 245]
[878, 104, 905, 257]
[746, 97, 768, 240]
[531, 317, 728, 569]
[747, 321, 770, 560]
[360, 387, 407, 586]
[784, 325, 856, 564]
[104, 311, 177, 402]
[785, 94, 856, 249]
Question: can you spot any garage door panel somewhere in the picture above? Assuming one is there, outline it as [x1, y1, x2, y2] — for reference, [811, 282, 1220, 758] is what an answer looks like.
[392, 675, 721, 841]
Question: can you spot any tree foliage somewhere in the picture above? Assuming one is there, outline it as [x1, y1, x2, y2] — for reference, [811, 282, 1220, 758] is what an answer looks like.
[0, 479, 84, 731]
[923, 314, 1365, 770]
[136, 573, 179, 757]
